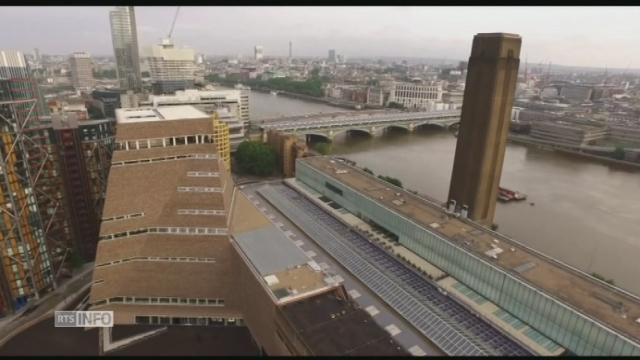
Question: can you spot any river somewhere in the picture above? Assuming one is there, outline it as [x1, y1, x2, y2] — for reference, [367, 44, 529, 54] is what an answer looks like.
[248, 90, 640, 295]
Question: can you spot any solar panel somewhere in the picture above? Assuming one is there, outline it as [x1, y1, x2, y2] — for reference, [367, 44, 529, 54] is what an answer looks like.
[257, 185, 531, 356]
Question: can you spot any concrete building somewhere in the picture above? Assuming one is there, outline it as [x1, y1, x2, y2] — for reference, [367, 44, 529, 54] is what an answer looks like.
[69, 52, 94, 91]
[609, 124, 640, 145]
[254, 45, 264, 61]
[297, 156, 640, 356]
[147, 38, 197, 95]
[109, 6, 143, 92]
[266, 130, 308, 177]
[366, 87, 386, 107]
[530, 119, 608, 146]
[534, 118, 604, 144]
[387, 82, 444, 110]
[141, 88, 250, 150]
[560, 84, 594, 104]
[448, 33, 521, 226]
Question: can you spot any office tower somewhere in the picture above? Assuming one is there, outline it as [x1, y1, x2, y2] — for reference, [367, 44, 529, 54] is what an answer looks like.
[288, 41, 292, 59]
[147, 38, 197, 95]
[69, 52, 94, 91]
[109, 6, 143, 92]
[448, 33, 521, 226]
[0, 50, 54, 315]
[328, 49, 336, 63]
[254, 45, 264, 61]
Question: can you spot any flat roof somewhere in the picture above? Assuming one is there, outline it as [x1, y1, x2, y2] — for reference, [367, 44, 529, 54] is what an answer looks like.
[302, 156, 640, 344]
[116, 105, 209, 124]
[229, 192, 334, 304]
[280, 290, 408, 356]
[234, 226, 309, 276]
[115, 118, 214, 140]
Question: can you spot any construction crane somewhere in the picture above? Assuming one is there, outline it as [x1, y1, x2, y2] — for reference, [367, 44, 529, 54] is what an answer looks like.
[167, 6, 180, 39]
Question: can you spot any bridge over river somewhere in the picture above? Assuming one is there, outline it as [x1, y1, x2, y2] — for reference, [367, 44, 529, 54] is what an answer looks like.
[257, 110, 461, 141]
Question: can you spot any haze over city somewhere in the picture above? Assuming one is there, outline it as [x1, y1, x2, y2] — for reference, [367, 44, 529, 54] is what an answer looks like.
[0, 4, 639, 357]
[1, 6, 639, 69]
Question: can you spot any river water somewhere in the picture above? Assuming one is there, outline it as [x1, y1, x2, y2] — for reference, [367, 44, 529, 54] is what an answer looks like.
[248, 90, 640, 295]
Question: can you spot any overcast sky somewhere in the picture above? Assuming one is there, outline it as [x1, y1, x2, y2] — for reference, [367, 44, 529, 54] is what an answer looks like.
[1, 6, 638, 69]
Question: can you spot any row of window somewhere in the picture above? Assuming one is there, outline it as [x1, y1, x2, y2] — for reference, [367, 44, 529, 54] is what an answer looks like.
[92, 296, 225, 307]
[99, 226, 228, 240]
[177, 209, 226, 216]
[187, 171, 219, 177]
[115, 134, 214, 151]
[298, 163, 640, 356]
[177, 186, 224, 193]
[135, 316, 243, 327]
[102, 212, 144, 223]
[96, 256, 216, 268]
[111, 153, 218, 167]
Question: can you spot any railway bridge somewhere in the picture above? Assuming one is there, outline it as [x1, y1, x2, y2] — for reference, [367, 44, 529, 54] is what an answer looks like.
[258, 110, 461, 142]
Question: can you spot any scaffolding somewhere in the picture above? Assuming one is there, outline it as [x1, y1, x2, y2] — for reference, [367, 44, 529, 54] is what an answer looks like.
[0, 98, 56, 312]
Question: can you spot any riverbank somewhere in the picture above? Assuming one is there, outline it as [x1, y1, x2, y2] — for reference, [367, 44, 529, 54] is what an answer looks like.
[508, 134, 640, 170]
[250, 87, 373, 110]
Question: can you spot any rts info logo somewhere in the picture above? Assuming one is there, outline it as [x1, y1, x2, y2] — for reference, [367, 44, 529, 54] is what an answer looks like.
[54, 311, 114, 327]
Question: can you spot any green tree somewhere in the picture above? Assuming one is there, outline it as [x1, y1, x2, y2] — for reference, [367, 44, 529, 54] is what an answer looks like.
[235, 141, 277, 176]
[591, 272, 615, 286]
[612, 145, 626, 160]
[313, 142, 332, 155]
[69, 250, 85, 269]
[378, 175, 403, 188]
[387, 101, 404, 109]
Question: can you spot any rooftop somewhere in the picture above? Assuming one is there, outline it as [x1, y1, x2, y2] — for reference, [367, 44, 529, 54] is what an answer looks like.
[303, 156, 640, 344]
[229, 192, 333, 304]
[280, 291, 409, 356]
[234, 226, 310, 276]
[115, 105, 209, 124]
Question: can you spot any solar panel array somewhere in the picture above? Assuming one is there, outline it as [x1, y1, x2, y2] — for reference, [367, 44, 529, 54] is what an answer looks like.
[258, 185, 531, 357]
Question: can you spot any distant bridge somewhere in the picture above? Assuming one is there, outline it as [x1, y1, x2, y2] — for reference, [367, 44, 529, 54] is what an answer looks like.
[258, 110, 461, 141]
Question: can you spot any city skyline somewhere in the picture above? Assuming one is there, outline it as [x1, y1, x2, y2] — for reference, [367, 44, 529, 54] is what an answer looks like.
[1, 6, 639, 69]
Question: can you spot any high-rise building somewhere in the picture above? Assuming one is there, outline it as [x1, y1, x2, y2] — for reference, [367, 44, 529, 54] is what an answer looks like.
[254, 45, 263, 61]
[147, 38, 197, 95]
[87, 107, 405, 355]
[288, 41, 292, 59]
[69, 52, 94, 91]
[51, 115, 115, 261]
[0, 50, 55, 314]
[328, 49, 336, 63]
[90, 104, 237, 328]
[109, 6, 143, 92]
[448, 33, 522, 226]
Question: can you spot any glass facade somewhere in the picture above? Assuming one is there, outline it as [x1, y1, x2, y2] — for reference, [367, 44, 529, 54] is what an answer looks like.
[109, 6, 142, 92]
[296, 160, 640, 356]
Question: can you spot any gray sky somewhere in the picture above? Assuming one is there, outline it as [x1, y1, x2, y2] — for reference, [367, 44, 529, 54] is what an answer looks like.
[1, 6, 638, 68]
